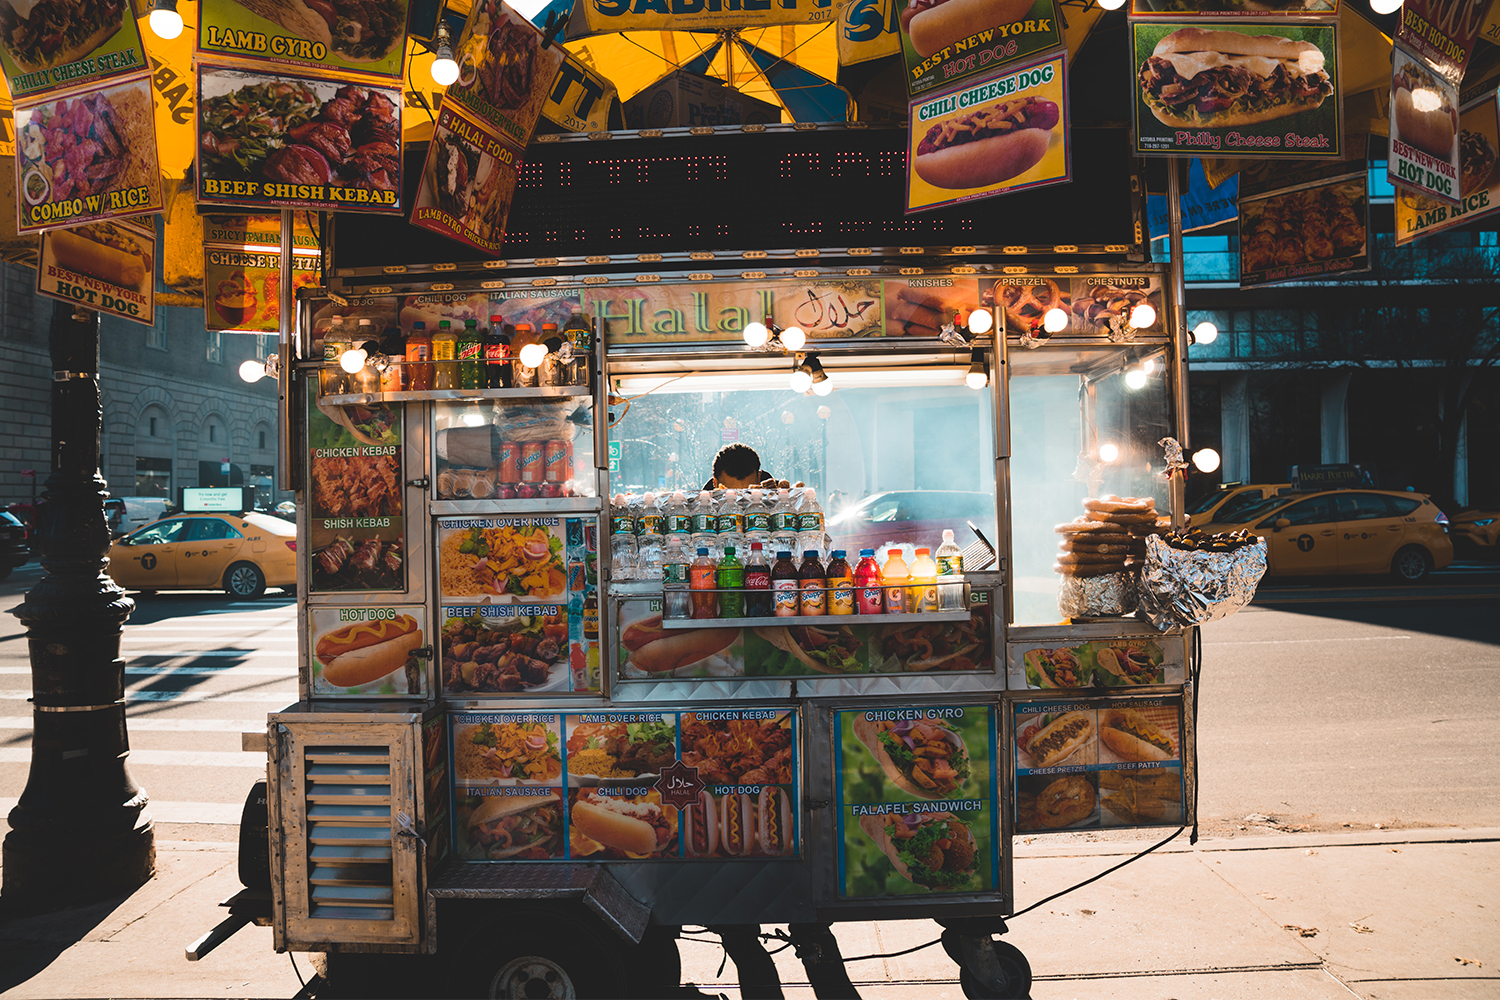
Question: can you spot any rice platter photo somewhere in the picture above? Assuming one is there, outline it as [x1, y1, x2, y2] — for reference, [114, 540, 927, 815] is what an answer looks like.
[453, 720, 561, 784]
[440, 523, 565, 599]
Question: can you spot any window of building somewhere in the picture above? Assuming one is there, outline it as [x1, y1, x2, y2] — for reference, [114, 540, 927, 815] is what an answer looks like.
[258, 430, 267, 449]
[146, 319, 166, 351]
[149, 416, 157, 436]
[207, 330, 222, 364]
[135, 457, 171, 497]
[209, 425, 217, 443]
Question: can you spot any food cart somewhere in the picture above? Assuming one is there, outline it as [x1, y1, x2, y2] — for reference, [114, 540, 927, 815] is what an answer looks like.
[182, 118, 1221, 1000]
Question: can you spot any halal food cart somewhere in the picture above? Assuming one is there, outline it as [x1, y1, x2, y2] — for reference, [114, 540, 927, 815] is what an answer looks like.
[187, 118, 1272, 1000]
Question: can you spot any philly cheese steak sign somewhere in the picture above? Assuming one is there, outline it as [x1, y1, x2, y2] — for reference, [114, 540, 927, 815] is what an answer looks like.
[0, 0, 148, 100]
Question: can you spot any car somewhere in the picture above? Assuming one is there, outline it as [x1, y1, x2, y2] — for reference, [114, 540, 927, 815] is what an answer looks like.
[826, 490, 998, 559]
[0, 511, 28, 580]
[104, 497, 172, 538]
[108, 511, 297, 598]
[5, 503, 34, 548]
[1187, 483, 1293, 526]
[1449, 509, 1499, 558]
[1200, 489, 1453, 582]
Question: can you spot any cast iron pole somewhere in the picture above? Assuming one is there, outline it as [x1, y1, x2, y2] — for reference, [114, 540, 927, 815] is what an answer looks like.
[3, 303, 154, 907]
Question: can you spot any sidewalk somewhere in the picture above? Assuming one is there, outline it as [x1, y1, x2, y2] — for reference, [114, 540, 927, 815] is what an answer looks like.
[2, 828, 1496, 999]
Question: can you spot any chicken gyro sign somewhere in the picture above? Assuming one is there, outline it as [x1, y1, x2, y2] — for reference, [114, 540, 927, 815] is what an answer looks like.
[196, 63, 403, 213]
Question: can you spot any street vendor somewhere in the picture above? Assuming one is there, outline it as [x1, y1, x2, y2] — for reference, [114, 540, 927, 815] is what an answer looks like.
[702, 443, 797, 491]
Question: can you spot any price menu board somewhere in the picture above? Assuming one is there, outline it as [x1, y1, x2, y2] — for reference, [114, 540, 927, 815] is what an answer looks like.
[1013, 696, 1184, 832]
[450, 708, 799, 862]
[835, 705, 1000, 899]
[306, 395, 404, 593]
[309, 605, 428, 697]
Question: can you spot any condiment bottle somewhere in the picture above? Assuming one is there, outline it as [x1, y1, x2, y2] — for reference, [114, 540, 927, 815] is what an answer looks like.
[882, 548, 910, 614]
[743, 542, 771, 617]
[854, 549, 884, 614]
[826, 550, 854, 615]
[379, 323, 404, 392]
[798, 549, 826, 616]
[909, 547, 940, 613]
[690, 547, 718, 619]
[405, 321, 432, 391]
[771, 550, 799, 617]
[431, 320, 458, 389]
[717, 545, 744, 619]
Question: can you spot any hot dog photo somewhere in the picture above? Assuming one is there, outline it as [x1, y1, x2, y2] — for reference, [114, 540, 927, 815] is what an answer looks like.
[618, 606, 741, 678]
[907, 53, 1069, 212]
[681, 788, 796, 858]
[1098, 706, 1179, 764]
[36, 220, 156, 326]
[568, 788, 678, 859]
[900, 0, 1063, 97]
[1388, 46, 1461, 204]
[310, 607, 426, 695]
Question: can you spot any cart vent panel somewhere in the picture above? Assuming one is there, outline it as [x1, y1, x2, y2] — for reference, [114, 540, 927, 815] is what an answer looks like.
[304, 745, 396, 922]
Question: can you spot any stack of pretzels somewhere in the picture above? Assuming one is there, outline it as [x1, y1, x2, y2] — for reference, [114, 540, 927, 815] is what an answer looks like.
[1053, 495, 1163, 578]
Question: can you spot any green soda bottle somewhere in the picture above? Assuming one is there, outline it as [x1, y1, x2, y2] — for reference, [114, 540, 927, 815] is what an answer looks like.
[717, 545, 744, 618]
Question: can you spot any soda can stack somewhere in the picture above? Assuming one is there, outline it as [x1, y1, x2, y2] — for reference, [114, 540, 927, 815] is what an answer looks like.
[541, 439, 571, 498]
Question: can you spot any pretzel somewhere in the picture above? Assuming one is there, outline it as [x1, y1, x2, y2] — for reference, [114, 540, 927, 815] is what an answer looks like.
[1053, 560, 1136, 578]
[1055, 518, 1123, 534]
[1061, 541, 1144, 556]
[1085, 510, 1159, 525]
[1083, 495, 1155, 513]
[1056, 551, 1129, 566]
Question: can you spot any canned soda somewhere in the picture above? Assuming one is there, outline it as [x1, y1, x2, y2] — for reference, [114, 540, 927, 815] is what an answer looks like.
[539, 483, 562, 498]
[544, 439, 569, 483]
[498, 439, 518, 483]
[518, 441, 544, 483]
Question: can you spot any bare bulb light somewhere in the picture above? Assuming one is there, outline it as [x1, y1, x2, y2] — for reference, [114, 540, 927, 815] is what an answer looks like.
[1192, 448, 1221, 474]
[1129, 302, 1157, 329]
[1124, 368, 1148, 390]
[149, 0, 183, 38]
[1097, 0, 1126, 9]
[1098, 443, 1120, 463]
[518, 342, 548, 368]
[812, 377, 833, 396]
[1370, 0, 1402, 13]
[339, 347, 368, 374]
[780, 326, 806, 351]
[967, 308, 994, 335]
[789, 367, 813, 393]
[430, 23, 459, 86]
[239, 359, 268, 383]
[1192, 321, 1218, 345]
[1143, 357, 1157, 375]
[1042, 307, 1069, 334]
[743, 321, 770, 348]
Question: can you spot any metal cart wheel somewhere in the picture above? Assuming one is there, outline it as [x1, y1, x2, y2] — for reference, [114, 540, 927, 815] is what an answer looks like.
[449, 908, 628, 999]
[946, 934, 1032, 1000]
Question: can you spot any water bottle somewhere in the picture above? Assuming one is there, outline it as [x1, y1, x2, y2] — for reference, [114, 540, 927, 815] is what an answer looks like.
[662, 530, 691, 619]
[637, 492, 664, 580]
[715, 488, 745, 561]
[770, 488, 799, 556]
[796, 487, 826, 562]
[690, 490, 717, 559]
[665, 491, 692, 544]
[744, 488, 772, 553]
[609, 494, 638, 580]
[936, 528, 966, 612]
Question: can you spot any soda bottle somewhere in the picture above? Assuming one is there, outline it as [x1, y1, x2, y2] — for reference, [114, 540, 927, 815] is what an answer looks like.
[405, 320, 432, 391]
[379, 323, 405, 392]
[562, 305, 592, 387]
[715, 488, 745, 559]
[771, 551, 800, 617]
[321, 314, 348, 395]
[936, 529, 966, 612]
[717, 546, 744, 618]
[798, 550, 827, 616]
[662, 529, 691, 620]
[855, 549, 885, 615]
[637, 492, 664, 579]
[826, 550, 854, 615]
[744, 488, 772, 553]
[432, 320, 458, 389]
[770, 489, 799, 556]
[797, 487, 826, 561]
[512, 323, 539, 388]
[909, 547, 940, 613]
[610, 494, 638, 580]
[485, 316, 512, 388]
[459, 319, 484, 389]
[743, 542, 771, 617]
[690, 548, 718, 619]
[690, 490, 717, 559]
[882, 548, 911, 614]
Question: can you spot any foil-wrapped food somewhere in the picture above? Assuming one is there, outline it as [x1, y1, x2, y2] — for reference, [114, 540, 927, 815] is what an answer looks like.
[1137, 533, 1267, 630]
[1059, 570, 1138, 618]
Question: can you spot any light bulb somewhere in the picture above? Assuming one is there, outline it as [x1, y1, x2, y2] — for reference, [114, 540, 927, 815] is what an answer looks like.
[1097, 0, 1126, 8]
[461, 409, 487, 427]
[431, 55, 460, 86]
[519, 342, 547, 368]
[1124, 368, 1148, 390]
[339, 347, 367, 374]
[148, 0, 183, 38]
[965, 368, 988, 390]
[1370, 0, 1402, 13]
[1192, 448, 1221, 473]
[743, 322, 770, 348]
[789, 367, 813, 393]
[1129, 302, 1157, 329]
[780, 326, 806, 351]
[1143, 357, 1157, 375]
[967, 308, 994, 335]
[239, 359, 267, 383]
[812, 377, 833, 396]
[1042, 307, 1069, 334]
[1099, 443, 1119, 463]
[1193, 321, 1218, 345]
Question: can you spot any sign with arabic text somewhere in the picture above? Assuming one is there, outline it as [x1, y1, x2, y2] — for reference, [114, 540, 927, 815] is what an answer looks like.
[589, 278, 884, 345]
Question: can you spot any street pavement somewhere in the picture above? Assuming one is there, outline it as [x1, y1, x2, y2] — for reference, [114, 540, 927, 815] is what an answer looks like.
[0, 561, 1497, 998]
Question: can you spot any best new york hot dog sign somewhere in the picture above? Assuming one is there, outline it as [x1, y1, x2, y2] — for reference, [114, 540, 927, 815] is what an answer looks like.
[900, 0, 1063, 98]
[906, 52, 1070, 213]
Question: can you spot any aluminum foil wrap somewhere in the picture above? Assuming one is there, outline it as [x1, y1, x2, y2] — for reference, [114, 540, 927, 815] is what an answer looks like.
[1058, 570, 1139, 618]
[1137, 534, 1267, 630]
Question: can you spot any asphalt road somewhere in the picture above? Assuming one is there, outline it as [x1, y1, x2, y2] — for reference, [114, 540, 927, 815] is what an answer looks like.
[0, 561, 1496, 844]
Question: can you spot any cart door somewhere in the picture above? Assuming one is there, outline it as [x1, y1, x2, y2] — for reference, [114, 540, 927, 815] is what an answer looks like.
[270, 720, 423, 950]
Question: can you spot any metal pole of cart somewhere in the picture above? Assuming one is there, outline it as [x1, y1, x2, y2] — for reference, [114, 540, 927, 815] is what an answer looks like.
[1166, 162, 1191, 528]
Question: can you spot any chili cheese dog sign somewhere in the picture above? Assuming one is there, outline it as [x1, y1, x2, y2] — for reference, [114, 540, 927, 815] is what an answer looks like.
[906, 52, 1069, 213]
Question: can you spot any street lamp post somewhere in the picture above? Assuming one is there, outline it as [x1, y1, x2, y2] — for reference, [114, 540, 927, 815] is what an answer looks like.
[3, 304, 154, 908]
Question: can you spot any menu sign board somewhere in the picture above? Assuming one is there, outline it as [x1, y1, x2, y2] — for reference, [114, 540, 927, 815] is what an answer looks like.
[0, 0, 147, 100]
[305, 393, 405, 593]
[1388, 44, 1462, 206]
[1237, 158, 1369, 287]
[1395, 94, 1500, 244]
[15, 73, 164, 233]
[410, 102, 523, 255]
[906, 53, 1069, 213]
[581, 0, 836, 32]
[1130, 21, 1342, 159]
[438, 515, 600, 696]
[309, 605, 428, 697]
[1014, 696, 1185, 831]
[982, 273, 1163, 338]
[442, 0, 563, 150]
[196, 63, 403, 213]
[836, 705, 1000, 898]
[1008, 636, 1184, 689]
[900, 0, 1063, 99]
[1129, 0, 1337, 15]
[35, 218, 155, 324]
[450, 708, 799, 861]
[203, 214, 321, 333]
[197, 0, 410, 79]
[1395, 0, 1488, 85]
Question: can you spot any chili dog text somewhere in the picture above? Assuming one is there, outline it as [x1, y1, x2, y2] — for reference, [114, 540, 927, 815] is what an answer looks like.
[915, 97, 1059, 190]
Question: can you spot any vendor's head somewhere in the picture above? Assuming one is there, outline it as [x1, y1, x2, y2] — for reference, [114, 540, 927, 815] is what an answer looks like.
[711, 443, 765, 489]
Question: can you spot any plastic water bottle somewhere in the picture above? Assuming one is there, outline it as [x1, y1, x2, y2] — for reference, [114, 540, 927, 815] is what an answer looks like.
[690, 490, 717, 559]
[665, 491, 692, 542]
[637, 492, 664, 580]
[609, 494, 638, 580]
[662, 530, 691, 620]
[716, 488, 745, 560]
[796, 487, 826, 561]
[936, 528, 966, 612]
[770, 489, 799, 556]
[744, 488, 772, 553]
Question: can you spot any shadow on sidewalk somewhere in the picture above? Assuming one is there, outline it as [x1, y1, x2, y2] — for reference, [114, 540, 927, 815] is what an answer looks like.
[0, 892, 132, 994]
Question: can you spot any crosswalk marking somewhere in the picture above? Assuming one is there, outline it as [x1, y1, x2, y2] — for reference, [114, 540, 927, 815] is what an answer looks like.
[0, 690, 298, 704]
[0, 748, 268, 769]
[0, 796, 245, 825]
[0, 664, 297, 676]
[0, 716, 264, 732]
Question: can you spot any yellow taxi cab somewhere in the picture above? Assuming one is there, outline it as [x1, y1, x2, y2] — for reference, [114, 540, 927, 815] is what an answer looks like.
[1450, 510, 1499, 555]
[109, 511, 297, 598]
[1187, 482, 1293, 526]
[1200, 489, 1453, 582]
